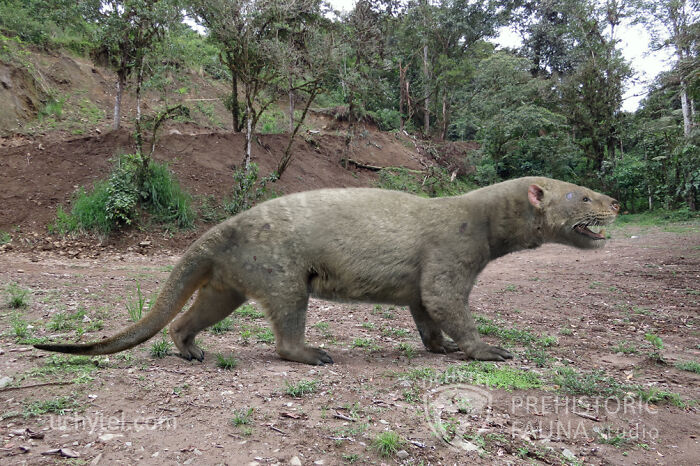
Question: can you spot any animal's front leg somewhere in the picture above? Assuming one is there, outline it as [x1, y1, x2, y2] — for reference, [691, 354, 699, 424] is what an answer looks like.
[419, 264, 512, 362]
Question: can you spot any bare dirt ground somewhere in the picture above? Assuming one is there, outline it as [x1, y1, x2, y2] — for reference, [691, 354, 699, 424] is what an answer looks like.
[1, 222, 698, 465]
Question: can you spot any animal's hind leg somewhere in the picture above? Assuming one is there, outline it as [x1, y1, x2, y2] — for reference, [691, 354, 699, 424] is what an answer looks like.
[170, 284, 245, 362]
[265, 290, 333, 366]
[409, 302, 460, 353]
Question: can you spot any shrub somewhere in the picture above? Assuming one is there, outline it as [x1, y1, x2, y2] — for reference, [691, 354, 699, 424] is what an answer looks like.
[224, 163, 277, 215]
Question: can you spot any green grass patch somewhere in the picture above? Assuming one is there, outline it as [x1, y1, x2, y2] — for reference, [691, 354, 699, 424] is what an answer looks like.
[216, 353, 238, 370]
[372, 430, 405, 457]
[26, 355, 105, 382]
[235, 304, 264, 319]
[5, 282, 30, 309]
[51, 154, 193, 235]
[285, 379, 318, 397]
[476, 315, 557, 348]
[210, 317, 235, 334]
[231, 407, 254, 426]
[24, 396, 79, 418]
[674, 360, 700, 374]
[10, 312, 30, 338]
[150, 339, 172, 358]
[125, 282, 152, 322]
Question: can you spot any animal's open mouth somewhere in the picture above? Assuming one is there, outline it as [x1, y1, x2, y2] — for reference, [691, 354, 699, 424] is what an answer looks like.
[573, 223, 606, 240]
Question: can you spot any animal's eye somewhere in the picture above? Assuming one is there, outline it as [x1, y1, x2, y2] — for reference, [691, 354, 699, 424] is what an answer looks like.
[582, 196, 590, 202]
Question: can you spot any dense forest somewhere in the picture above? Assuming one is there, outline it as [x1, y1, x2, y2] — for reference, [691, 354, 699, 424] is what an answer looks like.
[0, 0, 698, 213]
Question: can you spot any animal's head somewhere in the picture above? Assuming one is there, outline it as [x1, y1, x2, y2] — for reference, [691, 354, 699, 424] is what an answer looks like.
[527, 179, 619, 249]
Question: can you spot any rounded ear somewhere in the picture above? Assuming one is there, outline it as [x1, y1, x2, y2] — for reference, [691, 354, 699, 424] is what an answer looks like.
[528, 184, 544, 208]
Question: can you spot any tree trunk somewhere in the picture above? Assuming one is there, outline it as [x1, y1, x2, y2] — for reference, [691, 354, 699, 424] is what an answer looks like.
[232, 74, 242, 133]
[680, 80, 691, 137]
[245, 100, 252, 170]
[288, 76, 295, 134]
[423, 44, 429, 135]
[135, 61, 144, 156]
[113, 74, 126, 131]
[440, 93, 447, 141]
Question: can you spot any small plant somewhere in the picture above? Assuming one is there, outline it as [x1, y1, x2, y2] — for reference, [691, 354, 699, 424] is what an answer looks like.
[382, 327, 409, 338]
[224, 163, 277, 215]
[231, 407, 254, 426]
[216, 353, 238, 370]
[10, 313, 30, 338]
[150, 339, 172, 358]
[674, 360, 700, 374]
[125, 282, 150, 322]
[5, 282, 30, 308]
[613, 341, 637, 354]
[372, 430, 405, 457]
[47, 312, 73, 331]
[559, 327, 573, 335]
[24, 396, 78, 417]
[398, 343, 416, 360]
[255, 328, 275, 344]
[0, 231, 11, 244]
[235, 304, 264, 319]
[210, 317, 235, 334]
[644, 333, 664, 362]
[285, 379, 318, 397]
[596, 426, 627, 447]
[502, 284, 518, 292]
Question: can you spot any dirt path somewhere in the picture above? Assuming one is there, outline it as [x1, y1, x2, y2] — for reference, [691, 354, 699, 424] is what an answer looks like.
[1, 223, 698, 465]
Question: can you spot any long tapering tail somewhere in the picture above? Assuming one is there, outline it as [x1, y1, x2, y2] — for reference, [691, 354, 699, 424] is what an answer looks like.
[34, 249, 212, 356]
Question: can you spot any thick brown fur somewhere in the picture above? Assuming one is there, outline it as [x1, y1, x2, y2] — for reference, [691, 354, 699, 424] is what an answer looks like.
[35, 177, 619, 365]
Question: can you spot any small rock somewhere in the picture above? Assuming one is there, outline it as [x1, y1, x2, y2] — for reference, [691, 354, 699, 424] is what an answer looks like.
[314, 460, 325, 465]
[0, 376, 14, 388]
[41, 448, 62, 456]
[193, 448, 202, 456]
[91, 452, 103, 465]
[98, 433, 123, 442]
[290, 456, 302, 466]
[61, 448, 80, 458]
[562, 449, 576, 461]
[396, 450, 409, 459]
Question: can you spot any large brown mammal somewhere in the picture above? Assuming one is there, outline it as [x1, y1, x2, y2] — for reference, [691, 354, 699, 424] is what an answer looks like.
[35, 177, 619, 365]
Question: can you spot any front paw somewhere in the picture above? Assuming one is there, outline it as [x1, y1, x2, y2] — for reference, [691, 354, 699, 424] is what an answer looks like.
[466, 343, 513, 362]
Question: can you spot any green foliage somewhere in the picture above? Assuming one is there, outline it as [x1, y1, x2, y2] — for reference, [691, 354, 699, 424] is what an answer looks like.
[216, 353, 238, 370]
[231, 407, 253, 426]
[52, 153, 193, 235]
[224, 163, 278, 215]
[674, 360, 700, 374]
[369, 108, 402, 131]
[5, 282, 30, 309]
[235, 304, 264, 319]
[372, 431, 405, 457]
[378, 166, 474, 198]
[150, 338, 172, 358]
[24, 396, 78, 417]
[645, 333, 664, 361]
[125, 282, 151, 322]
[553, 367, 625, 397]
[10, 312, 30, 338]
[285, 379, 318, 397]
[210, 317, 235, 334]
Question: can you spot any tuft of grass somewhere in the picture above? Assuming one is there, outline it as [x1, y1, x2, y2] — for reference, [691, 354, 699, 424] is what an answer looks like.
[210, 317, 235, 334]
[382, 327, 410, 338]
[674, 360, 700, 374]
[553, 367, 624, 397]
[24, 396, 78, 417]
[440, 362, 542, 390]
[285, 379, 318, 397]
[635, 387, 689, 408]
[398, 343, 416, 360]
[231, 407, 254, 426]
[10, 312, 30, 338]
[150, 339, 172, 358]
[235, 304, 264, 319]
[475, 315, 555, 348]
[5, 282, 30, 309]
[595, 426, 628, 447]
[216, 353, 238, 370]
[613, 341, 638, 354]
[372, 431, 405, 457]
[0, 230, 11, 245]
[255, 327, 275, 344]
[125, 282, 152, 322]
